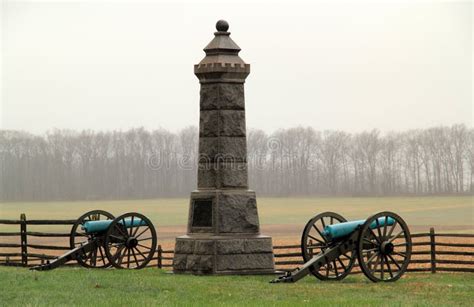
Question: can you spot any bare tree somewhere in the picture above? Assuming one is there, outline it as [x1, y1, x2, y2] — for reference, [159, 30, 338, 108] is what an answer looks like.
[0, 125, 472, 201]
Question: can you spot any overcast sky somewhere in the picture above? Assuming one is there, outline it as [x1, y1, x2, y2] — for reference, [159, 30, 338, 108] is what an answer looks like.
[1, 0, 472, 134]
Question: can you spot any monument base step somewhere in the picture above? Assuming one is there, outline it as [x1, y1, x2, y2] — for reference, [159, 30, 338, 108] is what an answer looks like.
[173, 235, 275, 275]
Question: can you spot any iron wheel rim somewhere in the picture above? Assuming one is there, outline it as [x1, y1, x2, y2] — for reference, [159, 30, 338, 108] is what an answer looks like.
[357, 211, 412, 282]
[104, 212, 157, 269]
[70, 210, 114, 268]
[301, 211, 356, 280]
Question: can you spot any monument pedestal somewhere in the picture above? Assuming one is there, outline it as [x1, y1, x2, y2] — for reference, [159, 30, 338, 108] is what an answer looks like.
[173, 190, 274, 274]
[174, 235, 274, 274]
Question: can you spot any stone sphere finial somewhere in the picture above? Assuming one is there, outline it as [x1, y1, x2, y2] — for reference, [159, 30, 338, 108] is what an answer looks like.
[216, 20, 229, 32]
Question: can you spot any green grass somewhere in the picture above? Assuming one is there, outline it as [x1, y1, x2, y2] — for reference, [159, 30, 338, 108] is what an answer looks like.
[0, 196, 473, 233]
[0, 267, 472, 306]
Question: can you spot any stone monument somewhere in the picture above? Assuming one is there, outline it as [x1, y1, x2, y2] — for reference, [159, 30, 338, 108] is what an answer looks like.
[173, 20, 275, 274]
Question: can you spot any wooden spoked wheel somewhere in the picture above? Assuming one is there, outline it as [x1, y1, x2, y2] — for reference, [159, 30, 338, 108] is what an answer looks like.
[70, 210, 115, 268]
[104, 212, 157, 269]
[301, 212, 356, 280]
[357, 211, 412, 282]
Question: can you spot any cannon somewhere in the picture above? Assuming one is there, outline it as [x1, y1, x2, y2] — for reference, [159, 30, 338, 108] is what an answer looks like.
[271, 211, 412, 283]
[31, 210, 157, 270]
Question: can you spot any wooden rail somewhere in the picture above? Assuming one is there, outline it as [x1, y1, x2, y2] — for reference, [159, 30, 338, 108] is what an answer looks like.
[1, 215, 473, 273]
[0, 214, 75, 266]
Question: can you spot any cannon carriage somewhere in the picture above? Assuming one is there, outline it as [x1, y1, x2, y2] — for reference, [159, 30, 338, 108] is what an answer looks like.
[272, 211, 412, 283]
[31, 210, 157, 270]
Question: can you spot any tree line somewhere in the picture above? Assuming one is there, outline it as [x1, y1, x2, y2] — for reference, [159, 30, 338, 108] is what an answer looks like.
[0, 124, 472, 201]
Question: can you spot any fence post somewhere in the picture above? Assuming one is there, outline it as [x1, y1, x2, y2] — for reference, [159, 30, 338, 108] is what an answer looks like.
[157, 245, 163, 269]
[430, 227, 436, 274]
[20, 213, 28, 267]
[6, 256, 10, 265]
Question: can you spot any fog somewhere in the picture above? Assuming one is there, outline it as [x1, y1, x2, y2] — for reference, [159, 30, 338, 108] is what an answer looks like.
[2, 0, 472, 134]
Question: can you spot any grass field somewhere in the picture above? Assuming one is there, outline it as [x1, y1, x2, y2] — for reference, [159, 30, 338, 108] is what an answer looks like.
[0, 267, 473, 306]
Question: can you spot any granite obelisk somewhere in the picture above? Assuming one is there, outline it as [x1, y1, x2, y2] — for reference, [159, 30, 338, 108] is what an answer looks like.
[173, 20, 274, 274]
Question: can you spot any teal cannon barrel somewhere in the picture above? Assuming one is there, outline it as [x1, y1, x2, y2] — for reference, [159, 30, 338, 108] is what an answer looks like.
[322, 217, 395, 241]
[82, 218, 146, 234]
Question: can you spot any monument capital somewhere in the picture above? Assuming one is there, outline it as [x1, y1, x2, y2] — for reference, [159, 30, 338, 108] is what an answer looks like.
[195, 20, 250, 83]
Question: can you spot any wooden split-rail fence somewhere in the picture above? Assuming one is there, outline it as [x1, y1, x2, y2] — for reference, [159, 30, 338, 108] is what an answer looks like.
[1, 214, 473, 273]
[0, 214, 173, 269]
